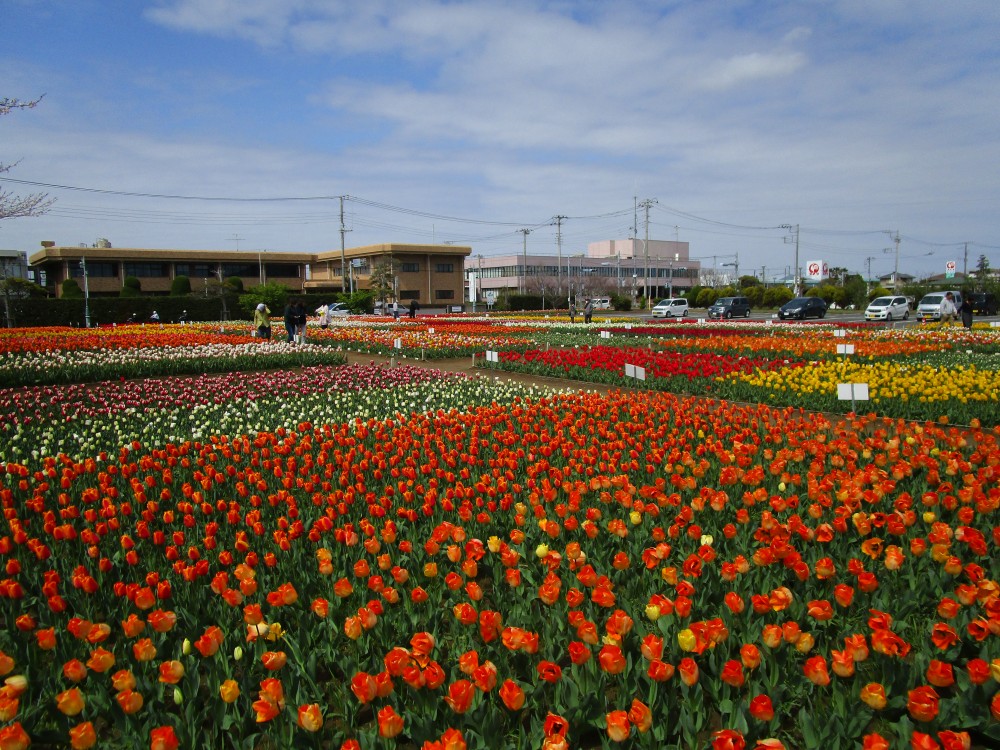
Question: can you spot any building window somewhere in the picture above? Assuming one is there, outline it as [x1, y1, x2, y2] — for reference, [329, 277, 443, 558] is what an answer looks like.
[265, 263, 300, 278]
[220, 263, 259, 278]
[123, 262, 169, 278]
[72, 261, 116, 278]
[400, 290, 420, 300]
[435, 289, 455, 299]
[175, 263, 216, 279]
[400, 262, 419, 273]
[435, 263, 454, 273]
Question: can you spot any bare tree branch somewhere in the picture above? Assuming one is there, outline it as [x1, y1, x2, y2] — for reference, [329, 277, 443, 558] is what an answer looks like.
[1, 94, 53, 221]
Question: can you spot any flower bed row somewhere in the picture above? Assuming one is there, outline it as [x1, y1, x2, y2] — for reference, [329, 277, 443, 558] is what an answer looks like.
[0, 365, 554, 465]
[0, 342, 348, 388]
[0, 390, 996, 749]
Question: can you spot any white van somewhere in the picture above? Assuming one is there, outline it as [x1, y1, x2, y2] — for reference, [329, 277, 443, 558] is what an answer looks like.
[651, 298, 689, 318]
[589, 297, 612, 310]
[915, 290, 962, 322]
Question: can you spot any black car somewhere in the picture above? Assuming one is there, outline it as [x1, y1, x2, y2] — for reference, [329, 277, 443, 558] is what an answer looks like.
[707, 296, 752, 319]
[968, 292, 998, 316]
[778, 296, 828, 320]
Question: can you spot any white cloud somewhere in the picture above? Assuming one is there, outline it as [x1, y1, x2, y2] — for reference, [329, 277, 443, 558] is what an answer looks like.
[698, 51, 807, 91]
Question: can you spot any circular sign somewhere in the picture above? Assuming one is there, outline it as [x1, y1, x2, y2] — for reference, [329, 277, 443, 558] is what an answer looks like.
[807, 262, 820, 275]
[945, 260, 956, 271]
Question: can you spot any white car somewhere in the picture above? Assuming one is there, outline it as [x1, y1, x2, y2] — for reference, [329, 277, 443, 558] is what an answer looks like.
[865, 295, 910, 321]
[651, 298, 689, 318]
[317, 302, 350, 319]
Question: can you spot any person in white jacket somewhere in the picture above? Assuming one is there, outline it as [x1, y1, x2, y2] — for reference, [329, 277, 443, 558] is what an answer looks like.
[939, 292, 958, 324]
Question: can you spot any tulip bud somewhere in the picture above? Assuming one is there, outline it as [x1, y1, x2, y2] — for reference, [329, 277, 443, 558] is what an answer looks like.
[173, 688, 183, 705]
[535, 544, 549, 559]
[700, 534, 714, 546]
[233, 646, 244, 662]
[182, 639, 192, 656]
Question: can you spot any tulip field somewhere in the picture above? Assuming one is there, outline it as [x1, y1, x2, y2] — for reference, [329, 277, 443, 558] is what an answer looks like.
[0, 318, 998, 750]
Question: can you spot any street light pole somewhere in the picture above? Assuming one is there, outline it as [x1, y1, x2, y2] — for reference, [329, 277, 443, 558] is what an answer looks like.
[80, 256, 91, 328]
[518, 228, 531, 295]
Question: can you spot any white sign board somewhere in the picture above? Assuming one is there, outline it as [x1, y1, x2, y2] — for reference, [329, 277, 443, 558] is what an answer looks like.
[833, 329, 847, 338]
[394, 338, 402, 349]
[836, 343, 855, 355]
[485, 350, 499, 363]
[806, 260, 829, 281]
[600, 330, 611, 339]
[837, 383, 869, 401]
[625, 364, 646, 381]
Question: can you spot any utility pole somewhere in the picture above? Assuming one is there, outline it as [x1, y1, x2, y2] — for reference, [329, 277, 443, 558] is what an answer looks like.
[963, 241, 969, 279]
[781, 224, 800, 295]
[884, 230, 900, 290]
[554, 216, 567, 304]
[865, 256, 876, 295]
[518, 228, 531, 295]
[228, 234, 243, 252]
[639, 198, 657, 308]
[80, 256, 91, 328]
[339, 196, 351, 295]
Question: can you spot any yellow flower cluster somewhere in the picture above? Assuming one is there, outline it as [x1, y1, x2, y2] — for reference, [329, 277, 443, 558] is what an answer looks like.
[724, 359, 1000, 405]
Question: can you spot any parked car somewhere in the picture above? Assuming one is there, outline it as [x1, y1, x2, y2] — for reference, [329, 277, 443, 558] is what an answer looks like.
[968, 291, 999, 316]
[778, 297, 828, 320]
[319, 302, 350, 318]
[915, 291, 963, 322]
[589, 297, 612, 310]
[651, 298, 689, 318]
[707, 296, 751, 319]
[864, 295, 910, 321]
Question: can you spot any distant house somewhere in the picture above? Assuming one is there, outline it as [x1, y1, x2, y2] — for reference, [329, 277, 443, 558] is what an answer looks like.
[876, 273, 915, 290]
[923, 272, 969, 287]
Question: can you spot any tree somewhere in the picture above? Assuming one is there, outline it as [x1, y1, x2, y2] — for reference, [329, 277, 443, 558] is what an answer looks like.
[369, 259, 395, 305]
[1, 96, 55, 221]
[61, 278, 83, 298]
[170, 275, 192, 296]
[239, 282, 289, 314]
[121, 276, 142, 297]
[976, 254, 991, 285]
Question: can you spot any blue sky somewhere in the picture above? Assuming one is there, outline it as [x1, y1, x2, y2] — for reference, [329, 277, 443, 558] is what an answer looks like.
[3, 0, 1000, 281]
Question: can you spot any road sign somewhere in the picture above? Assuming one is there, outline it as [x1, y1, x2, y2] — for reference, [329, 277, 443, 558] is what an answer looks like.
[945, 260, 956, 279]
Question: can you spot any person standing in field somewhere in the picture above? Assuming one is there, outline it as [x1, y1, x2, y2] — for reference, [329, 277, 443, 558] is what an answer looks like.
[939, 292, 957, 324]
[254, 303, 271, 339]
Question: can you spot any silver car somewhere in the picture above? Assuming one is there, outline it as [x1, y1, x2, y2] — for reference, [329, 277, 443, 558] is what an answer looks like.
[865, 295, 909, 321]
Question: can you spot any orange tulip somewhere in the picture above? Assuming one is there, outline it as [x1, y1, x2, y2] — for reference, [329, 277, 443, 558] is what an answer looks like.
[261, 651, 287, 671]
[907, 685, 940, 722]
[499, 679, 525, 710]
[678, 657, 698, 686]
[720, 660, 745, 688]
[219, 679, 240, 703]
[859, 682, 887, 710]
[598, 645, 626, 674]
[443, 680, 475, 714]
[0, 723, 31, 750]
[68, 721, 97, 750]
[116, 688, 144, 714]
[802, 656, 830, 686]
[606, 710, 631, 742]
[628, 699, 652, 733]
[297, 703, 323, 732]
[111, 669, 136, 692]
[132, 638, 157, 662]
[158, 660, 185, 684]
[86, 647, 115, 673]
[377, 705, 404, 738]
[149, 725, 179, 750]
[748, 695, 774, 722]
[63, 659, 88, 683]
[926, 659, 955, 688]
[56, 687, 86, 716]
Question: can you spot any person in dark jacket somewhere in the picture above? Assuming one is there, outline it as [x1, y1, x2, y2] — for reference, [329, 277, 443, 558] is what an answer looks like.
[294, 301, 307, 343]
[408, 299, 419, 319]
[960, 296, 974, 329]
[283, 303, 296, 342]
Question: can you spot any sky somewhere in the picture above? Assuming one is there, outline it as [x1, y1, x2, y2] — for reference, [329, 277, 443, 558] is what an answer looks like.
[3, 0, 1000, 282]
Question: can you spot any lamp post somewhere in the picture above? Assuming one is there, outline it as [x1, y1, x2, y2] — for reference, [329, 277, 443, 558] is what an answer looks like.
[80, 257, 91, 328]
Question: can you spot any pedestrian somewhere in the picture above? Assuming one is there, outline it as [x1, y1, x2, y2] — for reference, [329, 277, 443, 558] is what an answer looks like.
[294, 301, 307, 344]
[319, 304, 330, 330]
[939, 292, 958, 325]
[283, 302, 296, 342]
[583, 299, 593, 324]
[150, 310, 160, 323]
[569, 302, 576, 323]
[959, 295, 973, 329]
[392, 300, 400, 320]
[409, 299, 419, 319]
[254, 303, 271, 339]
[178, 309, 189, 324]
